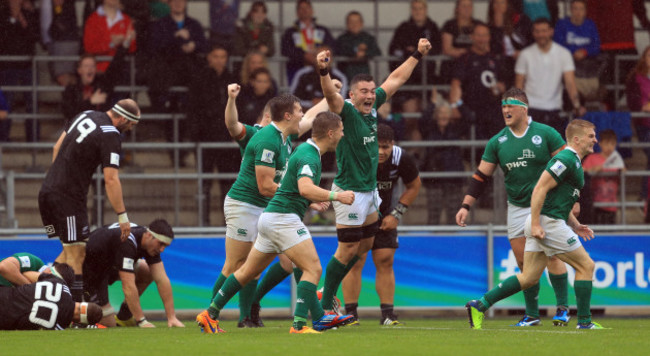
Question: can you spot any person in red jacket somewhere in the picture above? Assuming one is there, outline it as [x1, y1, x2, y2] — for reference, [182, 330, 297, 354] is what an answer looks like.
[83, 0, 136, 73]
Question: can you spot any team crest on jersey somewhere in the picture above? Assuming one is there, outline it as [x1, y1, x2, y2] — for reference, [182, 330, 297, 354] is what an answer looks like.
[498, 135, 508, 143]
[531, 135, 542, 145]
[261, 149, 275, 163]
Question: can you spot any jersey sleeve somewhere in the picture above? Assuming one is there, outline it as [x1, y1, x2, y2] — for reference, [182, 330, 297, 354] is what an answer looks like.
[12, 253, 45, 273]
[100, 131, 122, 170]
[374, 87, 387, 110]
[545, 154, 573, 184]
[481, 137, 499, 164]
[398, 151, 420, 185]
[546, 126, 566, 153]
[253, 139, 280, 168]
[115, 238, 138, 273]
[236, 124, 255, 148]
[295, 155, 320, 184]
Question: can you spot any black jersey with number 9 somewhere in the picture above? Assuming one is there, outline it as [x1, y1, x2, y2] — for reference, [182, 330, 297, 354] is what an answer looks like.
[40, 110, 122, 205]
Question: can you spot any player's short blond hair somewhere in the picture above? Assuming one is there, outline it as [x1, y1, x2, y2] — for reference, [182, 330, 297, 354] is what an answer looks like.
[565, 119, 595, 142]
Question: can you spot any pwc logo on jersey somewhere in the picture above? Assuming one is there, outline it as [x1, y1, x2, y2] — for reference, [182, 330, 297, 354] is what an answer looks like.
[363, 135, 376, 145]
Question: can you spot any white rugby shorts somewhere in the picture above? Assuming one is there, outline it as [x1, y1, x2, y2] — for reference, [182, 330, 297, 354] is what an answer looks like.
[524, 214, 583, 256]
[224, 196, 265, 242]
[331, 183, 381, 226]
[254, 212, 312, 254]
[507, 202, 530, 240]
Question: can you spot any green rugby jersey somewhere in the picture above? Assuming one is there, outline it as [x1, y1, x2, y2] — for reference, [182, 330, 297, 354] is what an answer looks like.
[265, 139, 322, 219]
[333, 87, 387, 192]
[228, 123, 295, 208]
[0, 253, 45, 286]
[236, 124, 263, 155]
[482, 120, 565, 207]
[542, 147, 584, 221]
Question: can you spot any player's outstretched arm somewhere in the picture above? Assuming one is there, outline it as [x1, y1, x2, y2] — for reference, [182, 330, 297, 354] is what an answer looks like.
[317, 50, 345, 114]
[104, 167, 130, 242]
[0, 257, 32, 286]
[380, 38, 432, 100]
[119, 271, 154, 327]
[298, 177, 355, 205]
[530, 171, 558, 240]
[150, 262, 185, 327]
[299, 79, 343, 137]
[225, 83, 245, 139]
[456, 161, 497, 227]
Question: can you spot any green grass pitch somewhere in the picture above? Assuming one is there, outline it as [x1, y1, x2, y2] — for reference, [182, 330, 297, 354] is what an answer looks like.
[3, 318, 650, 355]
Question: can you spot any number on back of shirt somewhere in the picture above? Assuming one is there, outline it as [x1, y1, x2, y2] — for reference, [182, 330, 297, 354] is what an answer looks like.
[67, 114, 97, 143]
[29, 281, 62, 329]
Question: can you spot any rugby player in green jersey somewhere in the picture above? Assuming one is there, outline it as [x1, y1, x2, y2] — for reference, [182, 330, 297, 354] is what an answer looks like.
[212, 82, 341, 327]
[315, 38, 432, 314]
[197, 112, 357, 334]
[456, 88, 572, 327]
[467, 119, 604, 330]
[0, 252, 45, 286]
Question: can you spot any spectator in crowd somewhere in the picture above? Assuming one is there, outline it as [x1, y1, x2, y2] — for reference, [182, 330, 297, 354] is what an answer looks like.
[377, 100, 406, 142]
[239, 51, 278, 93]
[40, 0, 79, 87]
[388, 0, 441, 140]
[149, 0, 170, 20]
[554, 0, 606, 102]
[420, 103, 465, 225]
[61, 48, 128, 123]
[582, 129, 625, 224]
[450, 22, 506, 141]
[515, 18, 584, 135]
[281, 0, 335, 83]
[0, 90, 10, 142]
[209, 0, 240, 51]
[335, 11, 382, 82]
[587, 0, 650, 110]
[487, 0, 533, 87]
[625, 46, 650, 201]
[147, 0, 207, 147]
[440, 0, 480, 83]
[513, 0, 558, 25]
[233, 1, 275, 57]
[237, 68, 276, 126]
[0, 0, 40, 142]
[187, 45, 238, 226]
[83, 0, 137, 74]
[290, 46, 348, 109]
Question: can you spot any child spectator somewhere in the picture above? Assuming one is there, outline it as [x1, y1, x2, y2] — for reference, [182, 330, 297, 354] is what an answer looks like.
[582, 129, 625, 224]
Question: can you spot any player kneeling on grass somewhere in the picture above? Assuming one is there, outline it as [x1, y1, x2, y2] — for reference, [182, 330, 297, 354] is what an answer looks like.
[466, 120, 606, 330]
[0, 272, 103, 330]
[83, 219, 184, 328]
[197, 112, 356, 334]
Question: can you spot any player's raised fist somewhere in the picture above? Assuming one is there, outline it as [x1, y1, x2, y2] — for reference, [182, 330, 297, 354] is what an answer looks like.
[418, 38, 432, 54]
[337, 191, 355, 205]
[228, 84, 241, 98]
[317, 50, 331, 69]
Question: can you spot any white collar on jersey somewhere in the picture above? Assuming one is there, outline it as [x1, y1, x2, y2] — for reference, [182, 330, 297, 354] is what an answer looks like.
[565, 146, 579, 157]
[508, 116, 533, 138]
[270, 122, 288, 144]
[306, 138, 321, 155]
